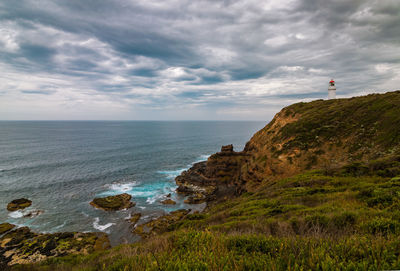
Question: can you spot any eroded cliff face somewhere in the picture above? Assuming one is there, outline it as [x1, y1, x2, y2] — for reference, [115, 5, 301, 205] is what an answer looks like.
[175, 144, 248, 202]
[176, 91, 400, 198]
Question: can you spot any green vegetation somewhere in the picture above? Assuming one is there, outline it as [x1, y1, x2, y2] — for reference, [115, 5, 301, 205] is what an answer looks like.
[18, 159, 400, 270]
[275, 91, 400, 153]
[10, 91, 400, 270]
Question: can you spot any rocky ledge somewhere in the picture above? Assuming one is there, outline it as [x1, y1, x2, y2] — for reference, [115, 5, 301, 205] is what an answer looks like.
[175, 145, 247, 204]
[90, 193, 135, 211]
[0, 226, 110, 267]
[7, 198, 32, 212]
[160, 199, 176, 205]
[133, 209, 190, 238]
[128, 213, 142, 227]
[0, 223, 15, 235]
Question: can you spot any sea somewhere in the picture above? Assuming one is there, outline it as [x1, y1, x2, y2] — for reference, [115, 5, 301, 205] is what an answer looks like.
[0, 121, 265, 244]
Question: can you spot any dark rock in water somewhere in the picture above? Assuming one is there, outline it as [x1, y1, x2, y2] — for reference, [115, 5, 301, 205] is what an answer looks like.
[166, 193, 171, 198]
[23, 210, 44, 218]
[0, 226, 110, 266]
[128, 213, 141, 227]
[7, 198, 32, 211]
[0, 223, 15, 235]
[160, 199, 176, 205]
[90, 193, 135, 211]
[221, 144, 233, 152]
[133, 209, 190, 238]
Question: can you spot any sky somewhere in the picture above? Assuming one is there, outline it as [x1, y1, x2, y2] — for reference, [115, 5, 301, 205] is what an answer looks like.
[0, 0, 399, 120]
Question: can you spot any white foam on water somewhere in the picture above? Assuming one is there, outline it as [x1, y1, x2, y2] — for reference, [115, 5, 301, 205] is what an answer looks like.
[8, 211, 24, 218]
[146, 193, 164, 204]
[54, 221, 67, 230]
[157, 154, 211, 179]
[157, 168, 188, 179]
[93, 217, 115, 231]
[192, 154, 211, 164]
[105, 181, 138, 193]
[130, 191, 155, 197]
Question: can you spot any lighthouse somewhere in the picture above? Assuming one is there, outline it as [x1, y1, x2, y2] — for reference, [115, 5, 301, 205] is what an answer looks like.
[328, 79, 336, 99]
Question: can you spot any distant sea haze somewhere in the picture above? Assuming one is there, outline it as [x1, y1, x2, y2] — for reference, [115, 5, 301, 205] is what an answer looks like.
[0, 121, 264, 244]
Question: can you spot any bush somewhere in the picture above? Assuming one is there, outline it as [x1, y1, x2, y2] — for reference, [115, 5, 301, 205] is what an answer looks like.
[333, 212, 357, 229]
[305, 214, 329, 229]
[362, 217, 399, 235]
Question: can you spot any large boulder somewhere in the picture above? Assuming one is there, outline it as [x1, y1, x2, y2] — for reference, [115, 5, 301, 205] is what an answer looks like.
[90, 193, 135, 211]
[160, 199, 176, 205]
[7, 198, 32, 211]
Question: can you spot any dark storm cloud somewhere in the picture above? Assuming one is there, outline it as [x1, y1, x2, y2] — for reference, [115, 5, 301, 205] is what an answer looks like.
[21, 90, 55, 95]
[0, 0, 399, 120]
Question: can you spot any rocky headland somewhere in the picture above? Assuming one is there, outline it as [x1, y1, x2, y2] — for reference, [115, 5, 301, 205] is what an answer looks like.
[176, 91, 400, 203]
[3, 91, 400, 269]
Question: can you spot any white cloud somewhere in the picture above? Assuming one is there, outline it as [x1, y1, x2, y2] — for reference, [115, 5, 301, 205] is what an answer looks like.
[0, 0, 399, 120]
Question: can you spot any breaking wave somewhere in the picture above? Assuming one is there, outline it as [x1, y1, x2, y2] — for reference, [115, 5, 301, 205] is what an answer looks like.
[93, 217, 115, 231]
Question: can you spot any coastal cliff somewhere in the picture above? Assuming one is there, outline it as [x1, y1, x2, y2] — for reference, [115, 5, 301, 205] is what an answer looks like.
[8, 90, 400, 270]
[176, 91, 400, 200]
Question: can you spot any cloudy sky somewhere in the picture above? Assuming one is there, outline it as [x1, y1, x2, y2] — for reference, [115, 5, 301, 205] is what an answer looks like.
[0, 0, 399, 120]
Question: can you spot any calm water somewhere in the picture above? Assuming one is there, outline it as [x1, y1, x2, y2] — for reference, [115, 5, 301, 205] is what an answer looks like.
[0, 121, 265, 244]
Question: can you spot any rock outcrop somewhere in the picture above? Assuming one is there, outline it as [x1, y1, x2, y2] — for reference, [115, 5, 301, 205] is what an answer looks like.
[160, 199, 176, 205]
[133, 209, 190, 238]
[90, 193, 135, 211]
[7, 198, 32, 211]
[176, 91, 400, 198]
[175, 145, 247, 203]
[0, 223, 15, 235]
[0, 227, 110, 267]
[128, 213, 141, 227]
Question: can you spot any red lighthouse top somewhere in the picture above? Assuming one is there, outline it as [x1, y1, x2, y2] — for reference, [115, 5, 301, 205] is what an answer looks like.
[329, 79, 335, 83]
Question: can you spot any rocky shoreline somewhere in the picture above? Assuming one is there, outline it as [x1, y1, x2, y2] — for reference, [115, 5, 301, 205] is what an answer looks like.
[1, 146, 229, 267]
[0, 225, 110, 267]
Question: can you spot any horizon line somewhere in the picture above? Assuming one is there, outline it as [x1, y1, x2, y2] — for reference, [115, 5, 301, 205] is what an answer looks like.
[0, 119, 267, 122]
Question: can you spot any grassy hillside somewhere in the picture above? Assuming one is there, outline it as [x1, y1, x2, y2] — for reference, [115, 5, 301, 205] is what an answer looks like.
[11, 91, 400, 270]
[242, 91, 400, 189]
[17, 156, 400, 270]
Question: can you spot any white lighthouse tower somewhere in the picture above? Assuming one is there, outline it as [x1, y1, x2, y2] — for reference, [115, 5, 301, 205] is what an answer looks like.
[328, 79, 336, 99]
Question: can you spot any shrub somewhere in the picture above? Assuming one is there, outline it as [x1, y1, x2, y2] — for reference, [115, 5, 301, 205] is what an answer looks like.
[333, 212, 357, 229]
[305, 214, 329, 229]
[362, 217, 399, 235]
